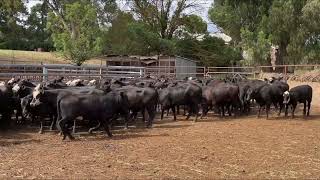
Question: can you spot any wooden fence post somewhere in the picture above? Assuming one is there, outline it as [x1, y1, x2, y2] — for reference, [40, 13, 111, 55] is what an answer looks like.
[139, 68, 143, 77]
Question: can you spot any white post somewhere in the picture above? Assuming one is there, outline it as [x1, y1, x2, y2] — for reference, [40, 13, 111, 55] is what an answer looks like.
[42, 66, 48, 82]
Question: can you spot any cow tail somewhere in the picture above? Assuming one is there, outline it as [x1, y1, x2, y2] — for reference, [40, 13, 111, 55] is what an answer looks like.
[56, 98, 62, 131]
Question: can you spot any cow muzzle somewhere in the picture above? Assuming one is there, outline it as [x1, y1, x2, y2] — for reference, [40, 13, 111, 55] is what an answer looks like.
[30, 100, 41, 107]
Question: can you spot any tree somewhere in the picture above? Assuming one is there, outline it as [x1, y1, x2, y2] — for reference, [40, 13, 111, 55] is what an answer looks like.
[102, 11, 137, 55]
[46, 1, 103, 65]
[0, 0, 28, 49]
[26, 2, 53, 51]
[176, 36, 241, 66]
[209, 0, 320, 65]
[128, 0, 206, 40]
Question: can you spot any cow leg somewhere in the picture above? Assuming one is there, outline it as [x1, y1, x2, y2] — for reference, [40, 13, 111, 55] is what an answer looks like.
[30, 115, 34, 125]
[266, 104, 270, 119]
[221, 105, 225, 117]
[201, 104, 208, 119]
[177, 105, 180, 115]
[194, 104, 199, 122]
[172, 106, 177, 121]
[292, 104, 296, 118]
[38, 117, 44, 134]
[124, 119, 129, 130]
[146, 106, 155, 128]
[303, 102, 307, 116]
[257, 106, 262, 118]
[186, 105, 192, 120]
[227, 105, 232, 116]
[72, 119, 76, 134]
[102, 120, 112, 137]
[15, 111, 20, 124]
[49, 115, 55, 131]
[278, 103, 283, 116]
[129, 111, 136, 122]
[58, 118, 74, 140]
[285, 105, 289, 117]
[166, 109, 170, 116]
[141, 109, 146, 123]
[161, 108, 165, 120]
[307, 101, 311, 116]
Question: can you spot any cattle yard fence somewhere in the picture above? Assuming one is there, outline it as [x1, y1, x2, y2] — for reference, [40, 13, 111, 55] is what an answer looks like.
[0, 64, 320, 82]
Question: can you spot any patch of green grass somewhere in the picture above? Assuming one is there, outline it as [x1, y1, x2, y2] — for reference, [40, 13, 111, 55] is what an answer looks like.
[0, 49, 103, 65]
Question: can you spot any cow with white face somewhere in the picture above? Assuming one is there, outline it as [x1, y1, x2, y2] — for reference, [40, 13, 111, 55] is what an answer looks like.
[7, 77, 20, 85]
[283, 85, 312, 118]
[30, 84, 45, 107]
[87, 79, 97, 86]
[66, 79, 84, 86]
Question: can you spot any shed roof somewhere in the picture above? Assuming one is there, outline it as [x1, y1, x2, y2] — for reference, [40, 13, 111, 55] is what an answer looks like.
[102, 55, 198, 63]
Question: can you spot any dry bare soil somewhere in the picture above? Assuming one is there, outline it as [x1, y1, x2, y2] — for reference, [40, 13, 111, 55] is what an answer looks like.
[1, 81, 320, 179]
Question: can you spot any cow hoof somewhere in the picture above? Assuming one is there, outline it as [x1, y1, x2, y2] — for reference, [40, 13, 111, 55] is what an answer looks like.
[38, 131, 43, 134]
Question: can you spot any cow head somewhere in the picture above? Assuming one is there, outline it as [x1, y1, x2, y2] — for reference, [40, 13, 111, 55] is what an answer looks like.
[7, 77, 20, 85]
[12, 83, 23, 93]
[30, 84, 45, 107]
[283, 91, 290, 104]
[245, 88, 253, 103]
[20, 96, 32, 118]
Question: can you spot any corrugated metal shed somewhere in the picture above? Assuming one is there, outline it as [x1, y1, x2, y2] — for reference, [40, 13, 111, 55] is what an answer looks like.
[175, 56, 197, 79]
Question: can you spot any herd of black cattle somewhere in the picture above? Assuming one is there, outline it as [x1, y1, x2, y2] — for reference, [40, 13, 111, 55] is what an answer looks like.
[0, 75, 313, 140]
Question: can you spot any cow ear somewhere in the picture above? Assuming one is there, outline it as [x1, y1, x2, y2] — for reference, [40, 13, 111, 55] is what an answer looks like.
[21, 85, 25, 89]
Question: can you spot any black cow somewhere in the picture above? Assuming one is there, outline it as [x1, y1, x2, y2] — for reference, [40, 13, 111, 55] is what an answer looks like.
[158, 82, 202, 121]
[116, 86, 158, 128]
[269, 79, 289, 93]
[21, 94, 55, 133]
[201, 83, 240, 117]
[57, 91, 129, 140]
[0, 85, 15, 129]
[237, 81, 253, 114]
[283, 85, 312, 118]
[251, 83, 284, 119]
[30, 84, 107, 132]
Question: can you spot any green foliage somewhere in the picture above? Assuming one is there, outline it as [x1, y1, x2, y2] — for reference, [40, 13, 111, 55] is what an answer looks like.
[127, 22, 175, 55]
[182, 15, 207, 35]
[209, 0, 320, 65]
[176, 36, 241, 66]
[0, 0, 28, 49]
[47, 1, 102, 65]
[240, 29, 271, 65]
[26, 3, 53, 51]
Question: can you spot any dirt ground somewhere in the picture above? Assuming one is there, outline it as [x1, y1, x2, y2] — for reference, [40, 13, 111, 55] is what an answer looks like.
[1, 81, 320, 179]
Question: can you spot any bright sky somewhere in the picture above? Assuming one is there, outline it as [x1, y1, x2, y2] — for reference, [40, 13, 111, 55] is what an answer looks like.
[26, 0, 218, 32]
